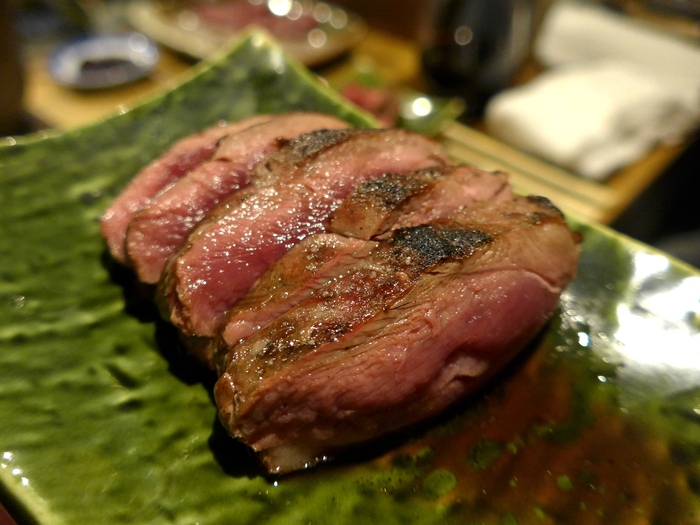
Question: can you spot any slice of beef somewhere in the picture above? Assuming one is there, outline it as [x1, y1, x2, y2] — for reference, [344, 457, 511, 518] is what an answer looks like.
[100, 115, 272, 263]
[160, 128, 449, 344]
[327, 165, 512, 240]
[215, 195, 580, 474]
[158, 128, 358, 237]
[125, 113, 348, 284]
[161, 183, 332, 357]
[219, 233, 375, 353]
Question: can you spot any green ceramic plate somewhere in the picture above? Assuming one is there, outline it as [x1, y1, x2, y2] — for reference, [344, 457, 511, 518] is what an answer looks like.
[1, 31, 699, 525]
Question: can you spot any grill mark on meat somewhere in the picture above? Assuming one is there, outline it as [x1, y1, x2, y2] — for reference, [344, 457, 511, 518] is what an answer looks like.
[280, 128, 355, 160]
[387, 225, 492, 271]
[327, 165, 512, 240]
[346, 168, 443, 207]
[100, 115, 273, 263]
[526, 195, 565, 216]
[160, 129, 448, 343]
[326, 168, 442, 239]
[252, 128, 356, 187]
[124, 113, 348, 284]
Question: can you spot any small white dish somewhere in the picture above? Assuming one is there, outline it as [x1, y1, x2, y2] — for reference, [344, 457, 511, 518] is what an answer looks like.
[49, 32, 160, 89]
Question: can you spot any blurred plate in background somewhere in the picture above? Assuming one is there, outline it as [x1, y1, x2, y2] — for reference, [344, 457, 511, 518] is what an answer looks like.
[127, 0, 367, 66]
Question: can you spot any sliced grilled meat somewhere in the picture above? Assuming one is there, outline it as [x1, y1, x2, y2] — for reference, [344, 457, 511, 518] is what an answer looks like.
[221, 166, 512, 351]
[160, 128, 448, 344]
[100, 115, 272, 263]
[215, 195, 580, 474]
[125, 113, 348, 284]
[219, 166, 512, 353]
[100, 113, 581, 477]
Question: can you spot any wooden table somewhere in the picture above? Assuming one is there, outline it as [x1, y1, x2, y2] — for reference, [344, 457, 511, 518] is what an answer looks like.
[23, 28, 687, 225]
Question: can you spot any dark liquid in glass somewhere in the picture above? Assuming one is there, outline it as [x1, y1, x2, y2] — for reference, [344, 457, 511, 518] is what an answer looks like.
[422, 0, 533, 117]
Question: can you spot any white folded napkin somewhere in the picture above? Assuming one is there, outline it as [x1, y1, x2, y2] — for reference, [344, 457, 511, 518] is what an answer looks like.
[535, 0, 700, 116]
[484, 1, 700, 180]
[486, 60, 694, 179]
